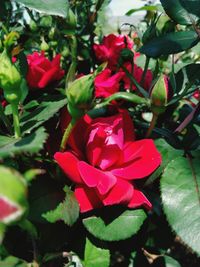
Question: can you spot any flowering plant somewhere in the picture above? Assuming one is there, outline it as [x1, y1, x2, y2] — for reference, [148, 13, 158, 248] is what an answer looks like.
[0, 1, 200, 266]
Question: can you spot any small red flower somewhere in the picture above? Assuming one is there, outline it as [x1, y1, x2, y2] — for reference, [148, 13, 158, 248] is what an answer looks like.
[26, 51, 64, 89]
[54, 111, 161, 213]
[93, 34, 133, 69]
[94, 68, 124, 98]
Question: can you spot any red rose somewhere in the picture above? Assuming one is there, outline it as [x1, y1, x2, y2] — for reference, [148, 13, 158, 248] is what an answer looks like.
[93, 34, 133, 69]
[54, 111, 161, 212]
[94, 68, 124, 98]
[122, 62, 153, 91]
[26, 51, 64, 89]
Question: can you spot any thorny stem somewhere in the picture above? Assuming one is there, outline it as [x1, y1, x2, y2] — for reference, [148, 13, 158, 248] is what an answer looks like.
[141, 56, 150, 86]
[60, 118, 76, 152]
[186, 153, 200, 205]
[145, 112, 158, 138]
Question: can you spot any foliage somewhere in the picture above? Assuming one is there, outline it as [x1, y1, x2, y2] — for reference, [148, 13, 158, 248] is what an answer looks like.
[0, 0, 200, 266]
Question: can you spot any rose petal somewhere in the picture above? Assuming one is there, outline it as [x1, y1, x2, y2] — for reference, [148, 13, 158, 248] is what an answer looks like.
[102, 178, 133, 206]
[38, 66, 60, 88]
[97, 144, 122, 170]
[75, 185, 102, 213]
[26, 65, 45, 88]
[122, 141, 143, 163]
[78, 161, 116, 195]
[121, 110, 135, 142]
[111, 139, 161, 179]
[54, 152, 82, 183]
[128, 188, 152, 210]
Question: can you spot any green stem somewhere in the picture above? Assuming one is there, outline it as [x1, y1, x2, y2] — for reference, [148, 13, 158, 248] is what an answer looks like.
[141, 56, 150, 86]
[60, 118, 76, 152]
[11, 103, 21, 138]
[0, 104, 12, 134]
[120, 65, 149, 98]
[130, 60, 134, 90]
[145, 113, 158, 138]
[65, 36, 77, 92]
[94, 92, 149, 110]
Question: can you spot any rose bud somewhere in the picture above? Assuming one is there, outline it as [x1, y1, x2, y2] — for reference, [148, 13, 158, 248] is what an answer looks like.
[0, 49, 22, 104]
[150, 74, 171, 115]
[142, 21, 157, 44]
[40, 15, 53, 28]
[66, 74, 94, 119]
[0, 166, 28, 225]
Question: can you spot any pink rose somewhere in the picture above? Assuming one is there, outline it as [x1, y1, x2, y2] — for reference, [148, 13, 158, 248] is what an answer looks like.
[26, 51, 64, 89]
[94, 68, 124, 98]
[93, 34, 133, 69]
[122, 62, 153, 91]
[54, 111, 161, 213]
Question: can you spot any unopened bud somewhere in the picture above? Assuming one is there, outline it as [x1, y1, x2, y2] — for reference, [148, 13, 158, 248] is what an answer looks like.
[0, 166, 28, 225]
[150, 74, 171, 115]
[40, 38, 49, 51]
[67, 74, 94, 119]
[0, 50, 22, 104]
[40, 15, 53, 28]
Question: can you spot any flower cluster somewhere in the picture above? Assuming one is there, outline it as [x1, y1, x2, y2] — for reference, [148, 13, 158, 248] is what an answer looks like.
[93, 34, 153, 98]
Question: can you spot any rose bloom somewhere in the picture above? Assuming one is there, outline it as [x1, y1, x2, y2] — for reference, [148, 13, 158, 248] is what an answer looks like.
[26, 51, 64, 89]
[94, 68, 124, 98]
[54, 111, 161, 213]
[122, 62, 153, 91]
[93, 34, 133, 69]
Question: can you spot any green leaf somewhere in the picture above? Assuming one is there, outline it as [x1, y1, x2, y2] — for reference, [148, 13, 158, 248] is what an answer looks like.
[83, 209, 147, 241]
[161, 156, 200, 255]
[83, 238, 110, 267]
[155, 139, 183, 166]
[0, 127, 48, 158]
[126, 5, 163, 16]
[140, 31, 199, 58]
[14, 0, 69, 18]
[24, 169, 45, 183]
[42, 186, 79, 226]
[170, 64, 200, 103]
[20, 95, 67, 133]
[0, 166, 28, 224]
[28, 177, 64, 223]
[145, 139, 182, 186]
[160, 0, 200, 25]
[152, 255, 181, 267]
[0, 256, 28, 267]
